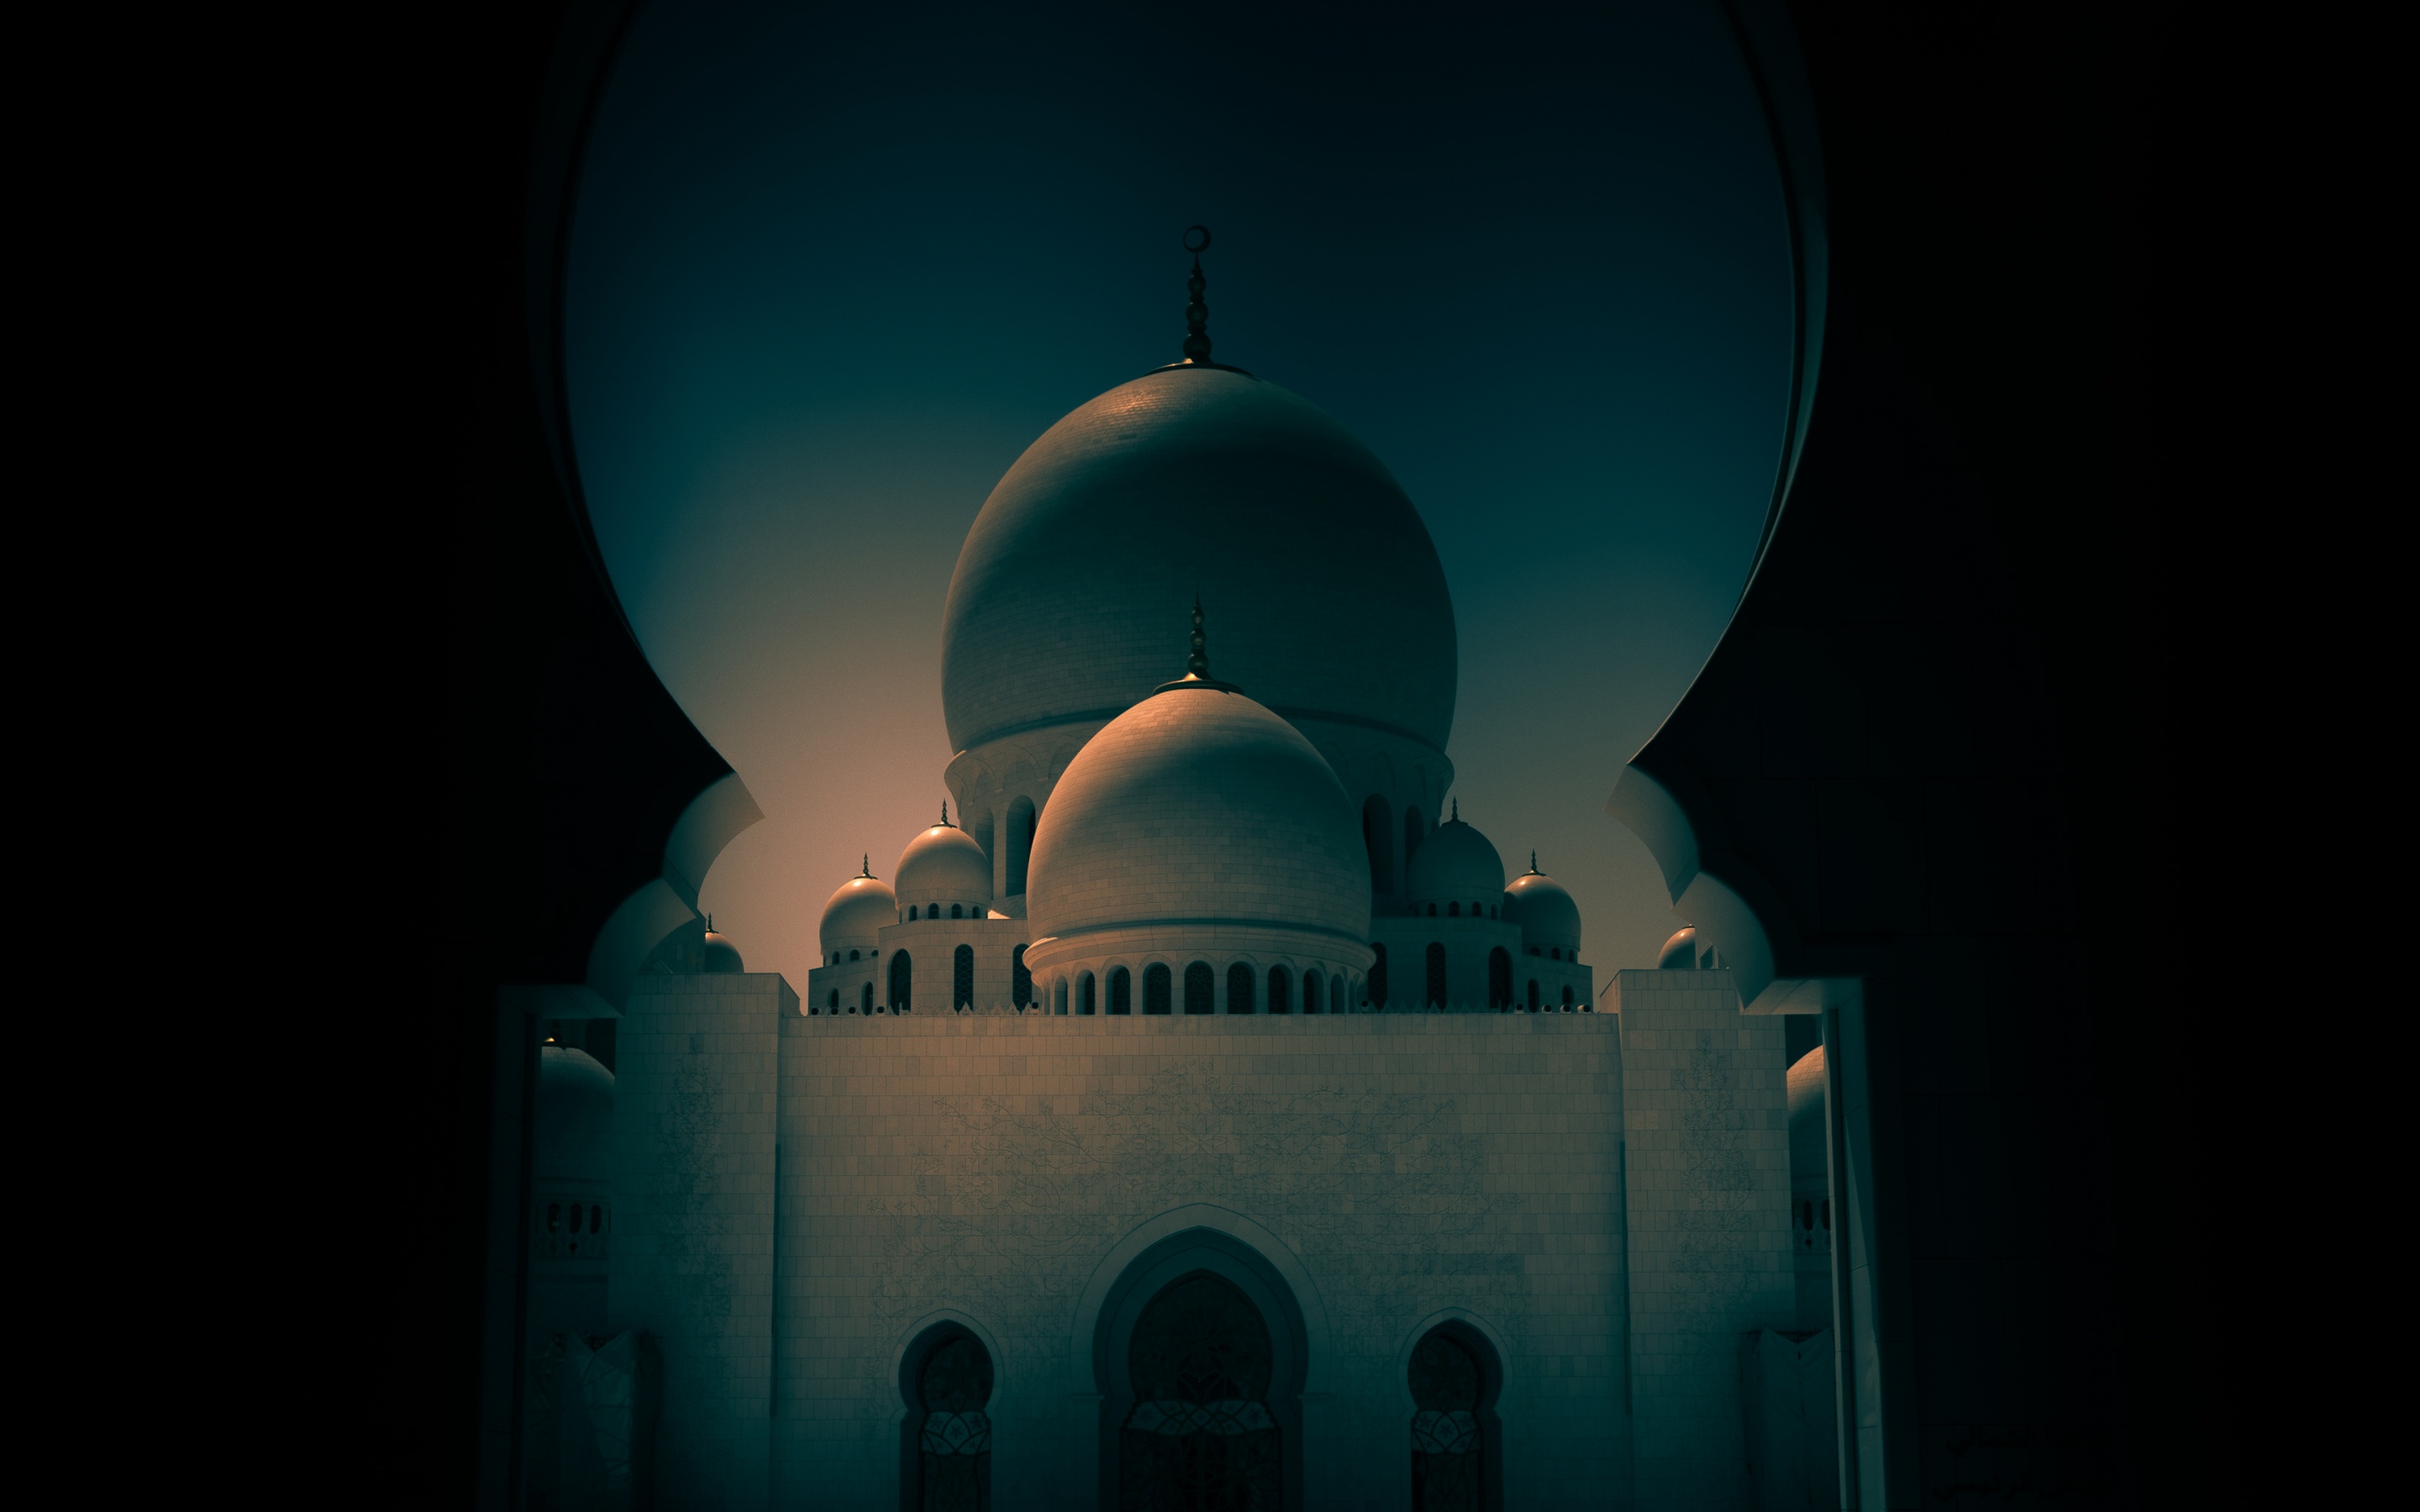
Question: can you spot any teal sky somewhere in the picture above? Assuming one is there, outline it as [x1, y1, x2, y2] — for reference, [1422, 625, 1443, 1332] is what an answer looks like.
[567, 1, 1795, 991]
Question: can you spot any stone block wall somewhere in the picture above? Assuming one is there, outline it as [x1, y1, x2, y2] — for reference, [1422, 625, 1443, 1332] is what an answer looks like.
[768, 1011, 1632, 1511]
[608, 972, 797, 1512]
[1613, 969, 1796, 1512]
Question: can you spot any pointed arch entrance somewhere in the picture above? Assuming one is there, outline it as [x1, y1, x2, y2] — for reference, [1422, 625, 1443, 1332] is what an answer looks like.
[1092, 1227, 1308, 1509]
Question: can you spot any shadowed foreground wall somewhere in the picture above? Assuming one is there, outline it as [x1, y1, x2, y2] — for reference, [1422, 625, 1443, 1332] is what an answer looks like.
[614, 996, 1662, 1510]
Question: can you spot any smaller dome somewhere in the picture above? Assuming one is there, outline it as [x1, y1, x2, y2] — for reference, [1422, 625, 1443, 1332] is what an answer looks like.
[1787, 1045, 1828, 1173]
[896, 806, 994, 912]
[1657, 926, 1724, 970]
[821, 860, 898, 951]
[1503, 854, 1581, 954]
[534, 1045, 613, 1182]
[701, 917, 744, 974]
[1407, 800, 1504, 905]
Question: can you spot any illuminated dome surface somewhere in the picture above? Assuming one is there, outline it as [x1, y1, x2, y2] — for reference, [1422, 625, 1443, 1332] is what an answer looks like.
[941, 367, 1456, 755]
[701, 925, 745, 973]
[1026, 685, 1370, 946]
[819, 869, 897, 951]
[895, 819, 993, 911]
[1503, 863, 1581, 953]
[1407, 811, 1505, 905]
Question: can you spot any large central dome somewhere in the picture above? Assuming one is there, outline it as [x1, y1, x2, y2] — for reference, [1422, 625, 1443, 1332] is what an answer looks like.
[941, 367, 1456, 756]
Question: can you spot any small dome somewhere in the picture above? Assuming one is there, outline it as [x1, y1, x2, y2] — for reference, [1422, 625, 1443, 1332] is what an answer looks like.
[896, 809, 994, 912]
[1503, 855, 1581, 954]
[1028, 681, 1368, 944]
[1406, 802, 1504, 905]
[820, 862, 898, 951]
[1658, 926, 1724, 969]
[534, 1045, 613, 1183]
[701, 918, 744, 974]
[1787, 1045, 1828, 1172]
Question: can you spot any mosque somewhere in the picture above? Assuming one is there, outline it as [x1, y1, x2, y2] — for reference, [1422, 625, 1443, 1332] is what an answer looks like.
[523, 244, 1838, 1511]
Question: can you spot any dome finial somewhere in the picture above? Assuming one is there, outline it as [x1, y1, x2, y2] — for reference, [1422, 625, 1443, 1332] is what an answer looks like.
[1529, 849, 1539, 874]
[940, 801, 950, 827]
[1153, 595, 1242, 695]
[1181, 225, 1213, 365]
[1452, 797, 1460, 822]
[860, 853, 871, 877]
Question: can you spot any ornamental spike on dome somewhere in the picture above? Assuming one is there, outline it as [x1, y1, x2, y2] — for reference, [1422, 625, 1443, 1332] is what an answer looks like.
[1182, 225, 1213, 365]
[1528, 849, 1540, 874]
[1153, 596, 1243, 695]
[940, 801, 950, 827]
[860, 854, 872, 877]
[1452, 797, 1460, 822]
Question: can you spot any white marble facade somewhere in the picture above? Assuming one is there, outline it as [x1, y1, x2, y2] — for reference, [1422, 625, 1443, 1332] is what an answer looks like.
[559, 360, 1824, 1509]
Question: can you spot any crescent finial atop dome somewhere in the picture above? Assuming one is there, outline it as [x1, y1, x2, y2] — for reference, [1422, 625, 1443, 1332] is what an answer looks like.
[1153, 596, 1244, 695]
[1182, 225, 1213, 365]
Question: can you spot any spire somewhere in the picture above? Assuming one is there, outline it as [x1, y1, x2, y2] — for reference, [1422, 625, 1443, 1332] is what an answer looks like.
[1152, 596, 1242, 695]
[860, 854, 871, 877]
[1182, 225, 1213, 365]
[940, 801, 950, 827]
[1451, 798, 1460, 823]
[1528, 849, 1539, 874]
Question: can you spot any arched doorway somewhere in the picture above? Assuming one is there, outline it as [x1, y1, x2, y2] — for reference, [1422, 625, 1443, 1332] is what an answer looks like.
[899, 1326, 994, 1511]
[1120, 1274, 1279, 1509]
[1407, 1321, 1503, 1512]
[1096, 1231, 1307, 1509]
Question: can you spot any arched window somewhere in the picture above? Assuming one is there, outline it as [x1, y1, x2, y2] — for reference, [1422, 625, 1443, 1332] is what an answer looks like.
[1299, 969, 1317, 1014]
[1184, 962, 1215, 1015]
[1409, 1328, 1492, 1511]
[1562, 984, 1576, 1007]
[1368, 944, 1388, 1009]
[1006, 795, 1037, 895]
[1121, 1275, 1280, 1509]
[1112, 967, 1133, 1016]
[861, 981, 873, 1014]
[890, 950, 913, 1012]
[1331, 974, 1344, 1014]
[1527, 946, 1539, 957]
[954, 945, 975, 1009]
[1526, 979, 1539, 1010]
[1144, 963, 1172, 1016]
[1487, 947, 1512, 1010]
[829, 989, 839, 1011]
[1363, 794, 1395, 893]
[1012, 945, 1031, 1008]
[1425, 942, 1448, 1009]
[1266, 966, 1292, 1014]
[911, 1331, 993, 1511]
[1055, 978, 1068, 1015]
[1549, 947, 1560, 960]
[908, 905, 919, 921]
[850, 948, 861, 961]
[1226, 963, 1255, 1014]
[1428, 903, 1438, 918]
[1449, 901, 1460, 918]
[1080, 972, 1097, 1016]
[951, 903, 965, 919]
